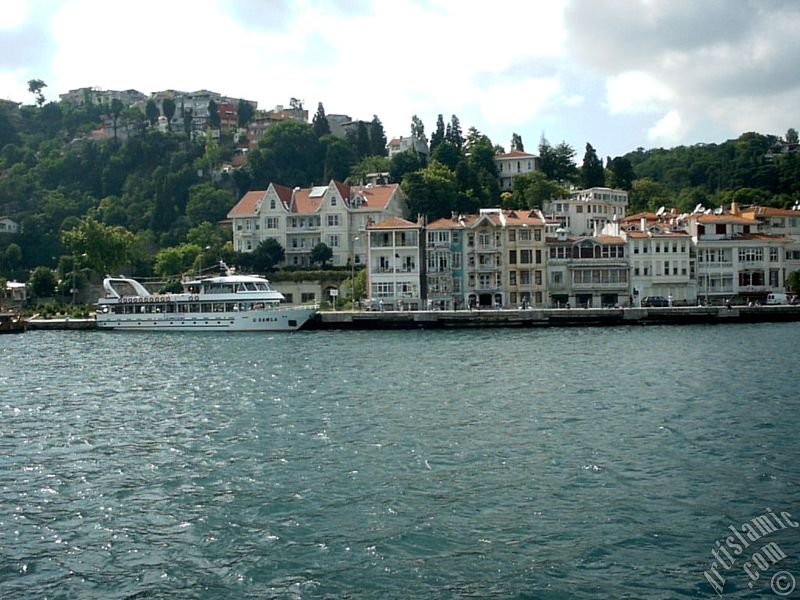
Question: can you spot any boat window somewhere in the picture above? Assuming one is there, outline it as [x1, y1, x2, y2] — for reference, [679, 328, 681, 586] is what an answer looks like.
[256, 282, 270, 291]
[178, 304, 189, 313]
[201, 303, 212, 312]
[213, 303, 225, 312]
[253, 302, 266, 310]
[226, 303, 237, 312]
[190, 304, 201, 313]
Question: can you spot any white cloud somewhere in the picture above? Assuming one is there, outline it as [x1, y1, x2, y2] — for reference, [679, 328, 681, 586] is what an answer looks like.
[478, 78, 562, 127]
[647, 110, 682, 145]
[605, 71, 673, 114]
[0, 2, 29, 29]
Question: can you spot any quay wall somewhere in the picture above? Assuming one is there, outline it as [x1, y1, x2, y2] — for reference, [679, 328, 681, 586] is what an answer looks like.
[311, 305, 800, 330]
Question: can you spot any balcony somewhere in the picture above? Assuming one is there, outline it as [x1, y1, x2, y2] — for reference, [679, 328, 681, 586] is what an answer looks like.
[372, 266, 418, 274]
[572, 281, 629, 290]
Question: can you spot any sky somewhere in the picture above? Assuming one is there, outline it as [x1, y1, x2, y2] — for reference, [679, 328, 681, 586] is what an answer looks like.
[1, 0, 800, 159]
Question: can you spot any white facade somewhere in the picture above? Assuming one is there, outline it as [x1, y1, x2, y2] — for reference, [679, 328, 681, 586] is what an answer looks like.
[625, 229, 696, 304]
[0, 217, 19, 234]
[544, 187, 628, 237]
[387, 136, 429, 160]
[494, 150, 538, 191]
[367, 218, 423, 310]
[687, 213, 791, 302]
[228, 181, 407, 268]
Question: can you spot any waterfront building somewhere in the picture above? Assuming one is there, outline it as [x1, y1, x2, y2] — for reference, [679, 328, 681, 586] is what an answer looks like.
[494, 150, 538, 192]
[425, 208, 547, 309]
[739, 205, 800, 280]
[546, 228, 630, 308]
[366, 217, 424, 310]
[686, 205, 792, 303]
[228, 180, 407, 268]
[544, 187, 628, 236]
[622, 220, 696, 305]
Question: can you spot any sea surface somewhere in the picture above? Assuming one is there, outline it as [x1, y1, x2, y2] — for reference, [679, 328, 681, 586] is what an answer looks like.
[1, 324, 799, 599]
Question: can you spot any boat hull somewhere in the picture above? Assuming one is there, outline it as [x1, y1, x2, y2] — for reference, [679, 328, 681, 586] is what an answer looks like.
[96, 306, 316, 332]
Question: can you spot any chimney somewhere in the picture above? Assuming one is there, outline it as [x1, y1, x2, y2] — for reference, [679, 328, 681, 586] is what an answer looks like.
[730, 201, 739, 215]
[640, 217, 647, 232]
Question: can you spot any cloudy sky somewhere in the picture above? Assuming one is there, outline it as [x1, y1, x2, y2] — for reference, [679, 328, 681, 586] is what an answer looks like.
[1, 0, 799, 158]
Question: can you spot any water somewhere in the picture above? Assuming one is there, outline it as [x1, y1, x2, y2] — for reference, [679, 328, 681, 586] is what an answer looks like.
[1, 324, 799, 599]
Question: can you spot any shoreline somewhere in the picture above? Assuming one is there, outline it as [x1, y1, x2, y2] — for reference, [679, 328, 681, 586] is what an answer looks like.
[21, 305, 800, 331]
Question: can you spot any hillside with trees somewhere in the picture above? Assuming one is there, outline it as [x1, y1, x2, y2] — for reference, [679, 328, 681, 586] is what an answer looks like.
[0, 84, 798, 305]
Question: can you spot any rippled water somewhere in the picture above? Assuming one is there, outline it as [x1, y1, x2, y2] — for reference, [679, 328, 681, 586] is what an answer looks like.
[1, 324, 799, 598]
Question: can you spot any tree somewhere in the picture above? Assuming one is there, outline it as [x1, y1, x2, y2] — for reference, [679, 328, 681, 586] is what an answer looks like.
[208, 100, 220, 129]
[249, 238, 285, 272]
[607, 156, 634, 190]
[185, 183, 235, 226]
[27, 79, 47, 107]
[446, 115, 464, 150]
[61, 217, 135, 276]
[145, 100, 160, 127]
[162, 98, 176, 131]
[430, 114, 445, 153]
[354, 121, 371, 159]
[349, 155, 391, 185]
[238, 99, 255, 128]
[310, 242, 333, 267]
[786, 128, 799, 145]
[511, 133, 524, 152]
[369, 115, 387, 156]
[786, 270, 800, 294]
[322, 136, 355, 182]
[401, 160, 458, 221]
[312, 102, 330, 137]
[390, 149, 422, 183]
[506, 171, 565, 210]
[581, 142, 605, 188]
[539, 135, 578, 184]
[249, 120, 320, 187]
[154, 243, 201, 278]
[182, 107, 194, 139]
[411, 115, 425, 139]
[110, 98, 124, 143]
[28, 266, 56, 298]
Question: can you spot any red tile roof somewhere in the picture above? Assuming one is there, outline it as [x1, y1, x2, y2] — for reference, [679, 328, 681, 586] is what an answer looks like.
[740, 206, 800, 218]
[227, 190, 265, 217]
[495, 150, 536, 159]
[368, 216, 420, 230]
[349, 184, 398, 210]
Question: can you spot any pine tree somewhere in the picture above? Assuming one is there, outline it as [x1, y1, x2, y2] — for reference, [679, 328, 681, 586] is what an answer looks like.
[430, 114, 445, 153]
[369, 115, 387, 156]
[581, 142, 605, 188]
[312, 102, 330, 137]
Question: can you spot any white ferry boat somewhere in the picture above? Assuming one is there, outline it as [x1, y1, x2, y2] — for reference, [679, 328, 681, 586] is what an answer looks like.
[96, 264, 316, 332]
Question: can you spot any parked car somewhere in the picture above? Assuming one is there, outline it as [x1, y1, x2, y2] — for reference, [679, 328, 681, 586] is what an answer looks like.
[641, 296, 669, 307]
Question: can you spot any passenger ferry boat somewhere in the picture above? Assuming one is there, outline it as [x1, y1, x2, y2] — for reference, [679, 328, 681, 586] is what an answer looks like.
[96, 264, 316, 332]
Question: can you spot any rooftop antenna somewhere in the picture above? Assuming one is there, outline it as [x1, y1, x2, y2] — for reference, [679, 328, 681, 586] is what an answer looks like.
[694, 203, 704, 213]
[704, 209, 712, 214]
[714, 207, 723, 215]
[656, 206, 665, 216]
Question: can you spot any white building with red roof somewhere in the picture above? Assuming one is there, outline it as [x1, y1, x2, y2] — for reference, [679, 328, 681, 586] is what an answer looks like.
[686, 204, 793, 303]
[227, 180, 407, 268]
[494, 150, 538, 191]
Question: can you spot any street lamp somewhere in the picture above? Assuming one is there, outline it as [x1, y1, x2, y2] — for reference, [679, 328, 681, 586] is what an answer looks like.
[72, 252, 87, 305]
[351, 236, 359, 309]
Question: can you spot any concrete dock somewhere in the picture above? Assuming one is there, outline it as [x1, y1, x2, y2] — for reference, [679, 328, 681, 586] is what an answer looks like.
[313, 305, 800, 329]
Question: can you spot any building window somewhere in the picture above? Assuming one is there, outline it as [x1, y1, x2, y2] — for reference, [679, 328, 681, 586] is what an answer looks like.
[266, 217, 279, 229]
[552, 272, 562, 284]
[270, 198, 276, 209]
[520, 249, 532, 264]
[508, 229, 516, 242]
[519, 228, 531, 241]
[510, 271, 517, 286]
[327, 214, 339, 227]
[535, 270, 542, 285]
[520, 271, 531, 285]
[509, 250, 517, 265]
[535, 249, 542, 264]
[770, 247, 779, 262]
[328, 235, 340, 247]
[301, 292, 316, 303]
[534, 229, 541, 242]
